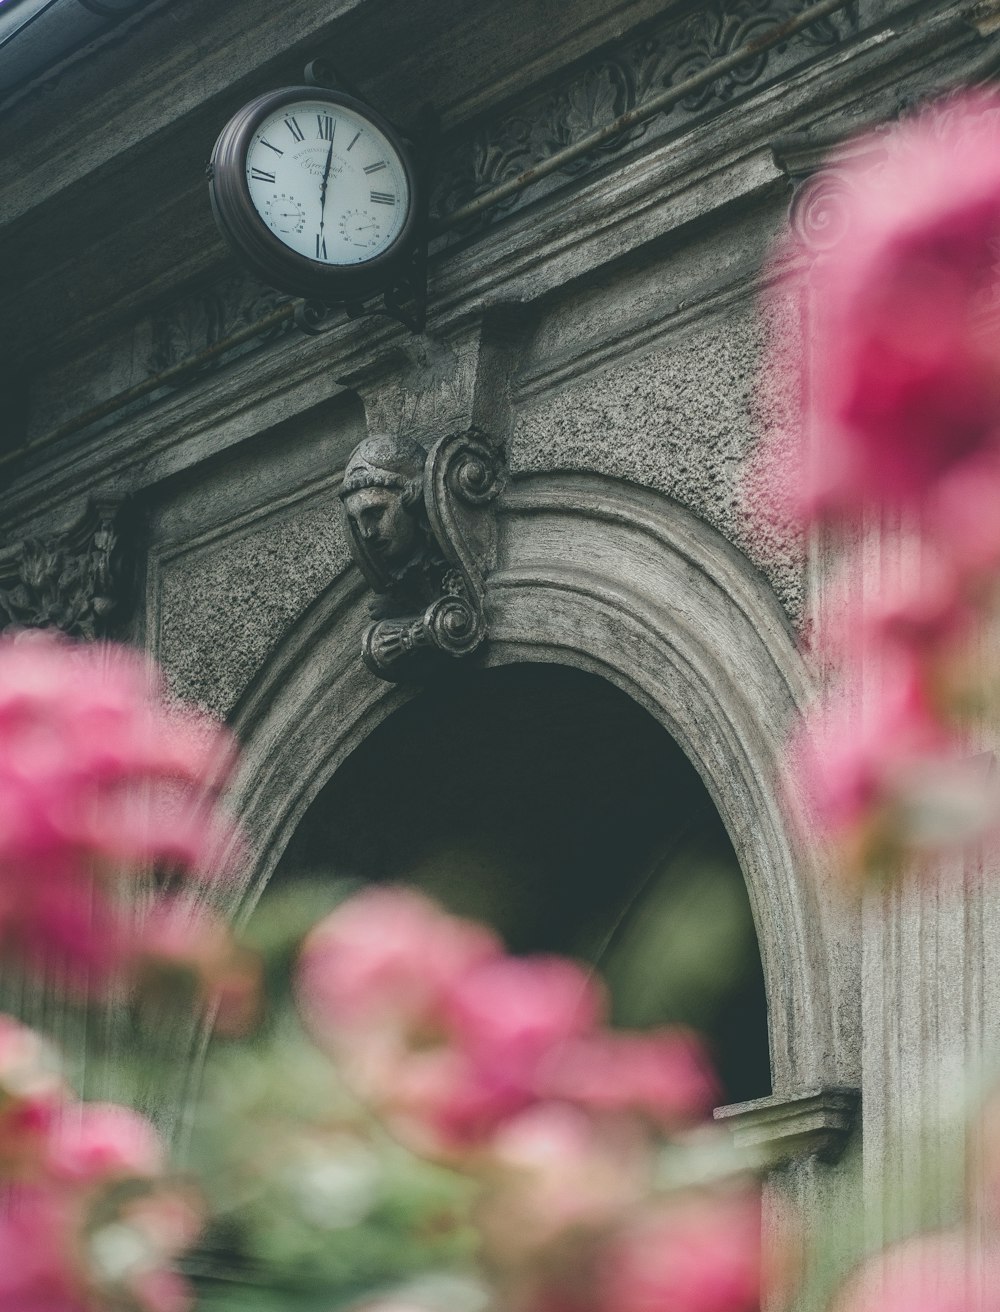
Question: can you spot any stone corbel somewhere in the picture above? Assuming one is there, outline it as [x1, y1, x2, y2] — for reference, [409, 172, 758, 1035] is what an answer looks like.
[0, 497, 138, 640]
[340, 426, 504, 681]
[714, 1086, 860, 1166]
[335, 307, 524, 681]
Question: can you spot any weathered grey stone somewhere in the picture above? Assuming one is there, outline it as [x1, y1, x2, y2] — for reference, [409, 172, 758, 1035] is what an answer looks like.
[511, 279, 805, 624]
[152, 497, 351, 716]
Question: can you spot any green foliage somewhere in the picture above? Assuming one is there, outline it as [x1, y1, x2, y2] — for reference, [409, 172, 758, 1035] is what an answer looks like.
[185, 1011, 480, 1306]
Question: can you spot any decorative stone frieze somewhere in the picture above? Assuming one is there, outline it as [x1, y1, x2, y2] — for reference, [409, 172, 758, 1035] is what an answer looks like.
[147, 272, 292, 380]
[0, 498, 137, 640]
[434, 0, 858, 229]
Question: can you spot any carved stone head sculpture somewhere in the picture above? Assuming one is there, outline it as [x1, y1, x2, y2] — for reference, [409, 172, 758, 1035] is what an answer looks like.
[339, 433, 430, 586]
[338, 427, 501, 681]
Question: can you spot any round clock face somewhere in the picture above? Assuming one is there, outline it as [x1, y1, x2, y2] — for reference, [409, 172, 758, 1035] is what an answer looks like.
[244, 99, 411, 268]
[209, 87, 420, 299]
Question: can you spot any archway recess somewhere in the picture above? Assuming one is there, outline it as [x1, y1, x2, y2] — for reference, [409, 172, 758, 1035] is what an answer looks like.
[227, 471, 857, 1098]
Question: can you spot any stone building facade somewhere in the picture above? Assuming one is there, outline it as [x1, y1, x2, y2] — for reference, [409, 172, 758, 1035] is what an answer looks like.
[2, 0, 999, 1294]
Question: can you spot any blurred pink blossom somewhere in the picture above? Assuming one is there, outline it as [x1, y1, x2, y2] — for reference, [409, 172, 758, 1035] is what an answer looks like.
[45, 1102, 165, 1185]
[535, 1026, 719, 1128]
[831, 1233, 1000, 1312]
[0, 1185, 89, 1312]
[598, 1192, 762, 1312]
[0, 1016, 68, 1179]
[764, 91, 1000, 529]
[0, 1176, 202, 1312]
[0, 632, 238, 983]
[297, 885, 501, 1045]
[443, 954, 606, 1092]
[477, 1101, 649, 1265]
[818, 555, 974, 677]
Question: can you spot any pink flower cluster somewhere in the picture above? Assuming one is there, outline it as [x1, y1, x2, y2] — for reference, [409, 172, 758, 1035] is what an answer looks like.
[0, 631, 238, 986]
[770, 90, 1000, 536]
[0, 1015, 202, 1312]
[297, 886, 718, 1154]
[754, 93, 1000, 882]
[297, 887, 759, 1312]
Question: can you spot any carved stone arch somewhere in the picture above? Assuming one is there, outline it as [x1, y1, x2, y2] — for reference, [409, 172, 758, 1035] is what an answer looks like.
[226, 471, 857, 1105]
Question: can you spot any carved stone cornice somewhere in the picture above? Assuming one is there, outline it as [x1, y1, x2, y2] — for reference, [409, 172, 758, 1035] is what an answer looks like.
[0, 497, 138, 640]
[433, 0, 858, 232]
[714, 1086, 860, 1164]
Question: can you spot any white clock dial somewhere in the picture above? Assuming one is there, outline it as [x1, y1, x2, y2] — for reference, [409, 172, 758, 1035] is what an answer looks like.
[244, 99, 410, 267]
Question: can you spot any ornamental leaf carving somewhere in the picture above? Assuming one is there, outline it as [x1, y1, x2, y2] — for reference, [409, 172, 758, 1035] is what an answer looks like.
[433, 0, 858, 228]
[148, 274, 292, 378]
[0, 500, 137, 641]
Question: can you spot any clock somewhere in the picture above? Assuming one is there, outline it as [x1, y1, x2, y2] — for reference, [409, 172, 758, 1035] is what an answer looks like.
[208, 86, 420, 302]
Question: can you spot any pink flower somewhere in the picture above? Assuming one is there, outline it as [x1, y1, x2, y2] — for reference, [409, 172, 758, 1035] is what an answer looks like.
[831, 1233, 1000, 1312]
[598, 1192, 762, 1312]
[535, 1028, 720, 1128]
[0, 1177, 202, 1312]
[477, 1102, 648, 1266]
[790, 667, 998, 879]
[0, 1185, 89, 1312]
[444, 955, 607, 1092]
[296, 886, 501, 1047]
[0, 632, 238, 985]
[0, 1015, 69, 1178]
[45, 1103, 164, 1184]
[133, 899, 263, 1037]
[766, 92, 1000, 526]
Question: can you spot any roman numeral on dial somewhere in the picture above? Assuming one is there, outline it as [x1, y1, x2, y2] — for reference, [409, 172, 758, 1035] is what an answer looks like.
[370, 191, 396, 205]
[317, 115, 335, 141]
[285, 117, 304, 142]
[363, 161, 386, 174]
[316, 234, 328, 259]
[259, 139, 283, 155]
[251, 168, 276, 183]
[346, 131, 361, 151]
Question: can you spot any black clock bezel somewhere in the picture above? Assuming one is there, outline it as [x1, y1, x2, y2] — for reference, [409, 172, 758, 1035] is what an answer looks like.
[209, 85, 421, 302]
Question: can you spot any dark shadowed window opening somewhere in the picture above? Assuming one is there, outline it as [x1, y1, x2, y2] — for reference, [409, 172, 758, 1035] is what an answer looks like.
[274, 663, 771, 1104]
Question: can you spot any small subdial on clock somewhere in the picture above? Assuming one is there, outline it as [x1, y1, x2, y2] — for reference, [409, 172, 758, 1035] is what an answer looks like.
[338, 208, 383, 252]
[264, 193, 306, 236]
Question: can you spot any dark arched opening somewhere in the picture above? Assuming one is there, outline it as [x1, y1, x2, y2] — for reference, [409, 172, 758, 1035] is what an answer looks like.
[274, 663, 771, 1103]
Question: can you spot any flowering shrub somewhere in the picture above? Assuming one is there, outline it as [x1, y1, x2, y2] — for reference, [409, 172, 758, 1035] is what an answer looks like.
[297, 887, 718, 1158]
[754, 91, 1000, 885]
[0, 631, 236, 984]
[296, 887, 744, 1312]
[0, 631, 760, 1312]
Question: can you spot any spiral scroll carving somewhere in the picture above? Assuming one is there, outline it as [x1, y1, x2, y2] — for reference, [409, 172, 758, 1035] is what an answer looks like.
[449, 442, 502, 507]
[788, 171, 856, 253]
[426, 594, 482, 656]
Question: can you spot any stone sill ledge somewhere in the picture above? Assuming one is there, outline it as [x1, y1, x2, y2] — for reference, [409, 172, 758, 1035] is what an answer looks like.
[714, 1086, 860, 1165]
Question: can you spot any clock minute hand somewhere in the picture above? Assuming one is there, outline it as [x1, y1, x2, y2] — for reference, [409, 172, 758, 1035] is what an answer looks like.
[318, 139, 335, 231]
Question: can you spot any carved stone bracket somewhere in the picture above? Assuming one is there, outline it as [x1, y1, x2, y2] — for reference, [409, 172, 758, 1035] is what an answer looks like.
[0, 497, 138, 640]
[714, 1086, 860, 1165]
[340, 427, 504, 681]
